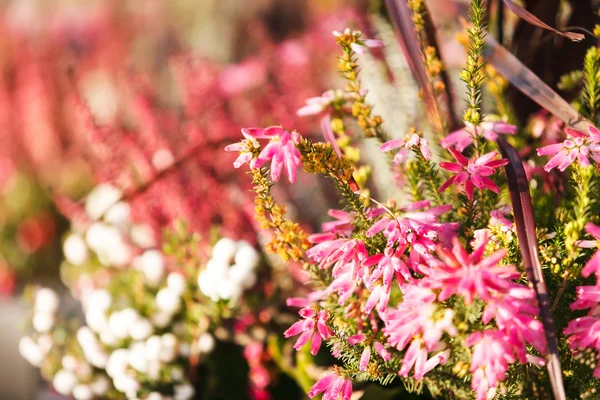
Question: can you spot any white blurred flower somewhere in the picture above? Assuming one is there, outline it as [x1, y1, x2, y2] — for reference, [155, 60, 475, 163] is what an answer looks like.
[147, 392, 164, 400]
[174, 382, 195, 400]
[90, 376, 111, 396]
[108, 312, 130, 340]
[159, 333, 178, 363]
[85, 289, 112, 312]
[85, 184, 122, 220]
[171, 366, 185, 381]
[19, 336, 43, 367]
[77, 327, 108, 368]
[128, 342, 148, 373]
[167, 273, 187, 295]
[37, 334, 54, 353]
[152, 149, 175, 171]
[100, 328, 118, 346]
[62, 355, 78, 371]
[105, 202, 131, 229]
[135, 250, 165, 287]
[198, 259, 229, 301]
[197, 333, 215, 353]
[52, 369, 78, 396]
[146, 359, 162, 380]
[85, 308, 108, 333]
[130, 224, 156, 249]
[129, 318, 154, 341]
[113, 374, 140, 393]
[151, 310, 172, 328]
[63, 234, 89, 266]
[86, 223, 131, 267]
[234, 241, 260, 270]
[35, 288, 59, 314]
[33, 312, 55, 333]
[106, 349, 129, 378]
[216, 279, 242, 303]
[145, 336, 162, 360]
[228, 264, 256, 290]
[156, 288, 181, 314]
[211, 237, 237, 264]
[72, 384, 94, 400]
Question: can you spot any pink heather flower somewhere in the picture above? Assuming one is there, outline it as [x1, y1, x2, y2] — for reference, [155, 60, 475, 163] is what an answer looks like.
[284, 309, 334, 356]
[366, 201, 457, 258]
[467, 330, 516, 400]
[297, 90, 338, 117]
[322, 209, 354, 235]
[425, 237, 517, 305]
[373, 341, 392, 361]
[363, 247, 413, 292]
[308, 371, 352, 400]
[380, 132, 431, 165]
[306, 236, 368, 278]
[439, 148, 509, 200]
[382, 284, 456, 378]
[482, 286, 546, 357]
[537, 126, 600, 172]
[579, 223, 600, 278]
[320, 115, 342, 157]
[442, 121, 516, 152]
[489, 209, 514, 232]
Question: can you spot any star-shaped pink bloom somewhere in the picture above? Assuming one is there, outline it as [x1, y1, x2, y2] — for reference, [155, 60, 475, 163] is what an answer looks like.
[537, 126, 600, 172]
[380, 132, 431, 165]
[439, 148, 508, 200]
[442, 121, 516, 152]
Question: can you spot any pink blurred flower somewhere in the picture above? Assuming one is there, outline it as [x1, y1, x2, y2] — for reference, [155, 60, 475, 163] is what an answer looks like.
[380, 132, 431, 165]
[297, 90, 337, 117]
[284, 309, 334, 356]
[439, 148, 508, 200]
[466, 329, 516, 400]
[579, 223, 600, 279]
[442, 122, 516, 152]
[308, 371, 352, 400]
[537, 126, 600, 172]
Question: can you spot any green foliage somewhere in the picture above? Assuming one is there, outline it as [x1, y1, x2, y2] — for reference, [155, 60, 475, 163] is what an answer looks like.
[582, 47, 600, 124]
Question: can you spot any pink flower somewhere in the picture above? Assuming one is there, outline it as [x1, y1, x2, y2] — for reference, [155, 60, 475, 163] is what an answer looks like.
[322, 209, 354, 236]
[333, 29, 384, 55]
[297, 90, 339, 117]
[306, 236, 368, 278]
[467, 330, 516, 400]
[380, 132, 431, 165]
[489, 209, 513, 232]
[537, 126, 600, 172]
[399, 340, 450, 380]
[284, 309, 334, 356]
[579, 223, 600, 278]
[227, 126, 302, 183]
[439, 148, 508, 200]
[308, 371, 352, 400]
[442, 122, 516, 152]
[425, 237, 517, 305]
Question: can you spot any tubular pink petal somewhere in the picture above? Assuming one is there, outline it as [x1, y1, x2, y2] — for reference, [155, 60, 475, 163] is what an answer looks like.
[364, 39, 384, 48]
[310, 332, 322, 356]
[447, 147, 468, 165]
[348, 334, 366, 345]
[374, 342, 391, 361]
[439, 162, 464, 173]
[380, 138, 405, 152]
[341, 379, 353, 400]
[284, 320, 304, 338]
[308, 373, 337, 398]
[359, 346, 371, 372]
[537, 143, 564, 156]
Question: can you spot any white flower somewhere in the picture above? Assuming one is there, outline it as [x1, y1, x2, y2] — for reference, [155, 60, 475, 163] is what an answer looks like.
[130, 224, 156, 248]
[167, 273, 187, 295]
[151, 310, 172, 328]
[211, 237, 237, 264]
[147, 359, 161, 380]
[34, 288, 59, 314]
[234, 241, 260, 270]
[174, 382, 195, 400]
[145, 336, 162, 360]
[100, 328, 118, 346]
[171, 366, 185, 381]
[77, 327, 108, 368]
[155, 288, 181, 314]
[72, 384, 94, 400]
[112, 374, 140, 393]
[228, 264, 256, 290]
[197, 333, 215, 353]
[33, 312, 55, 333]
[198, 259, 229, 301]
[128, 342, 148, 373]
[147, 392, 164, 400]
[129, 318, 154, 341]
[152, 149, 175, 171]
[63, 234, 89, 266]
[37, 333, 54, 353]
[85, 289, 112, 312]
[90, 376, 110, 395]
[62, 355, 78, 371]
[106, 349, 129, 378]
[104, 201, 131, 228]
[135, 250, 165, 287]
[216, 279, 242, 302]
[86, 223, 131, 268]
[159, 333, 178, 363]
[85, 308, 108, 333]
[52, 369, 78, 396]
[85, 184, 122, 220]
[108, 309, 139, 339]
[19, 336, 43, 367]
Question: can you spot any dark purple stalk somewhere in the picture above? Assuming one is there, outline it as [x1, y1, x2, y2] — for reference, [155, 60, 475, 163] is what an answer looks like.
[496, 137, 566, 400]
[484, 36, 594, 132]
